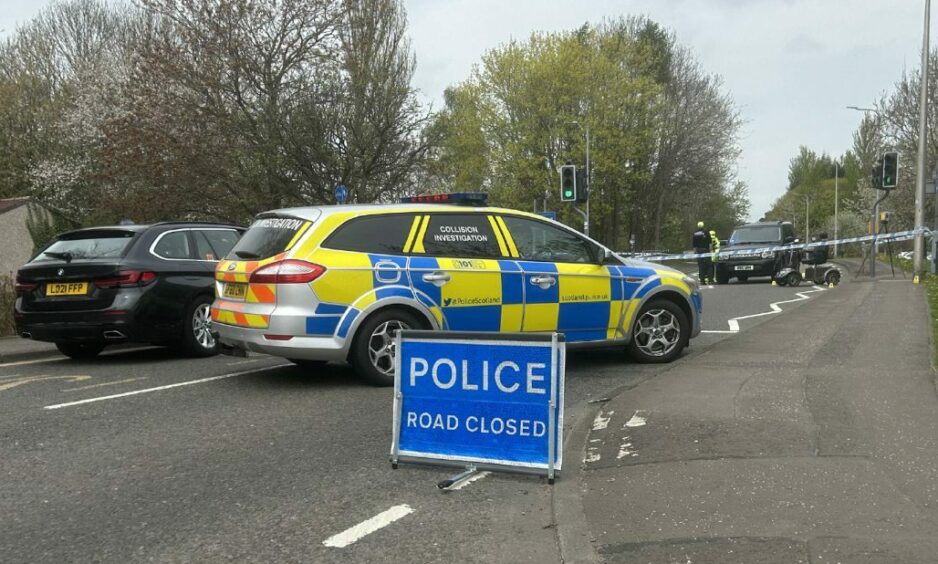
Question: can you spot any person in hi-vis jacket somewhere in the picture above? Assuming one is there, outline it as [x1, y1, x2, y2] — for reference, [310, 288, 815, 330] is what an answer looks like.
[692, 221, 712, 283]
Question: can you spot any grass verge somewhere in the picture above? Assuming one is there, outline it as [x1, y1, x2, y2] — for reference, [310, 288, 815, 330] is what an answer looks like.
[924, 275, 938, 366]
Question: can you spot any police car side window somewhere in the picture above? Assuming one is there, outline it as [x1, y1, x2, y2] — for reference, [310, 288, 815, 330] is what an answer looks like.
[323, 214, 415, 254]
[501, 216, 595, 263]
[421, 214, 501, 258]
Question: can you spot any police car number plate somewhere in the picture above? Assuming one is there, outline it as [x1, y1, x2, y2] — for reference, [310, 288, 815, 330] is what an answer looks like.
[734, 265, 755, 271]
[223, 283, 247, 299]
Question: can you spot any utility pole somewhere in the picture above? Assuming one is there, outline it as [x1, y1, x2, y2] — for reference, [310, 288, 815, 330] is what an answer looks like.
[914, 0, 931, 277]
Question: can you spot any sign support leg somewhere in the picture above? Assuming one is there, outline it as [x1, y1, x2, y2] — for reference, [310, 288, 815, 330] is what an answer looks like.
[437, 465, 478, 490]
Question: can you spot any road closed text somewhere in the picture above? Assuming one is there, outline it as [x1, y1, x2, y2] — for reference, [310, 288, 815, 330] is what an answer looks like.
[405, 410, 547, 437]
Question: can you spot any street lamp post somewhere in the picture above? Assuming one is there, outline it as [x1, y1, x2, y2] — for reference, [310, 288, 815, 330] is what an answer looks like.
[914, 0, 931, 277]
[805, 195, 811, 243]
[833, 162, 840, 257]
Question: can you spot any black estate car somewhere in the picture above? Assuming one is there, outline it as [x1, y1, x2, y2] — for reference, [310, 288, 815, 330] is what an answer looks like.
[714, 220, 797, 284]
[14, 222, 243, 359]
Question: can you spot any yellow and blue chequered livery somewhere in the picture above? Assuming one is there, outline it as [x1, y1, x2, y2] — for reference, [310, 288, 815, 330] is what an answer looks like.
[211, 201, 701, 385]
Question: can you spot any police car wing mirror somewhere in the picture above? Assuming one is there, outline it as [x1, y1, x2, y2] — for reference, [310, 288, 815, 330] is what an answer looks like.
[600, 248, 619, 265]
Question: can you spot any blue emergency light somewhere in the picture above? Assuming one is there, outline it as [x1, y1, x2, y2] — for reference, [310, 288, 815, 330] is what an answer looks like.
[400, 192, 488, 206]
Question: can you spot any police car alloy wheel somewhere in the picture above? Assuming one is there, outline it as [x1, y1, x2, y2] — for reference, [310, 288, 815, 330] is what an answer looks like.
[350, 309, 425, 387]
[627, 299, 688, 363]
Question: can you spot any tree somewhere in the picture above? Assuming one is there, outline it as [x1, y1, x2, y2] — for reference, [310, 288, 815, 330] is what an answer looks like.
[423, 17, 747, 251]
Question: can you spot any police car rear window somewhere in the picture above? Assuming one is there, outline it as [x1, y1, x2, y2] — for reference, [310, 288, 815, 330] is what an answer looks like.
[322, 214, 415, 254]
[228, 217, 308, 260]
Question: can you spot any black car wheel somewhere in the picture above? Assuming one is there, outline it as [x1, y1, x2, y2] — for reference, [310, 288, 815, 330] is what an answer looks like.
[626, 299, 689, 364]
[56, 342, 106, 359]
[786, 271, 802, 287]
[350, 308, 424, 387]
[181, 295, 218, 357]
[825, 270, 841, 286]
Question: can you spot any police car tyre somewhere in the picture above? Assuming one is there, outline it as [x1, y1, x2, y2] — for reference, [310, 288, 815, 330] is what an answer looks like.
[288, 359, 327, 370]
[627, 299, 689, 364]
[350, 308, 426, 387]
[56, 342, 105, 359]
[786, 272, 802, 287]
[825, 270, 841, 286]
[181, 295, 218, 357]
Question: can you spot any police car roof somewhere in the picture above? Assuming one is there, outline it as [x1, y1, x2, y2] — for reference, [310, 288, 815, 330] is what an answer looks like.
[259, 203, 544, 222]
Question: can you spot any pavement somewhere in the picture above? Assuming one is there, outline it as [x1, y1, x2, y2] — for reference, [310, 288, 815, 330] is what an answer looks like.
[0, 335, 59, 363]
[577, 269, 938, 562]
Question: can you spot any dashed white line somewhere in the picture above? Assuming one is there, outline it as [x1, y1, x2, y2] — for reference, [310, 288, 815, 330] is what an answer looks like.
[323, 504, 414, 548]
[43, 365, 287, 410]
[624, 412, 647, 428]
[591, 410, 613, 431]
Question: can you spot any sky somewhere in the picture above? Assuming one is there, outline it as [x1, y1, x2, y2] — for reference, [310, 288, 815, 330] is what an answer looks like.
[0, 0, 930, 221]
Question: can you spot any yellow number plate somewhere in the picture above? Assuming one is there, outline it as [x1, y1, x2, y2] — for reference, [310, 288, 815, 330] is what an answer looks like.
[223, 283, 247, 299]
[46, 282, 89, 296]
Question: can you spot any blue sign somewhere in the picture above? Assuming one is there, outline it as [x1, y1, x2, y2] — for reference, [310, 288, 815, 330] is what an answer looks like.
[391, 331, 564, 479]
[537, 211, 557, 221]
[335, 184, 348, 204]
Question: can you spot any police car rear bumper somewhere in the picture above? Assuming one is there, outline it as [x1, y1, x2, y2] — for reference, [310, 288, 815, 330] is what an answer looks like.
[213, 322, 349, 361]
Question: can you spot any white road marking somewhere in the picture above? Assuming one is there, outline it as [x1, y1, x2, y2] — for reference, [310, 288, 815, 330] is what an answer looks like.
[617, 440, 635, 459]
[43, 365, 287, 410]
[584, 449, 601, 464]
[62, 377, 148, 392]
[624, 412, 647, 428]
[450, 471, 491, 490]
[708, 286, 827, 333]
[322, 504, 414, 548]
[591, 410, 613, 431]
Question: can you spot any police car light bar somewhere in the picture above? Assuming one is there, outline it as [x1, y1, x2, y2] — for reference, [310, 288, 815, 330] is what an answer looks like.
[400, 192, 488, 205]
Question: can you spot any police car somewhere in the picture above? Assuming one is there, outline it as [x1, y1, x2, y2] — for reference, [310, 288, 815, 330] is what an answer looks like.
[212, 194, 702, 386]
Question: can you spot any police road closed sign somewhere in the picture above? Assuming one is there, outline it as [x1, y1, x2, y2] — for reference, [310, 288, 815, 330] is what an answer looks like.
[391, 331, 564, 480]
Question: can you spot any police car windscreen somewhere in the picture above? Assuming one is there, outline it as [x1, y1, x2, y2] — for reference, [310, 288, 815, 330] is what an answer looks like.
[730, 225, 781, 245]
[32, 230, 136, 262]
[228, 217, 307, 260]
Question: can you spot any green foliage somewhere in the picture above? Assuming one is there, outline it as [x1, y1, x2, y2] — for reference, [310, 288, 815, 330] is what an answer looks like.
[423, 17, 748, 251]
[25, 201, 77, 254]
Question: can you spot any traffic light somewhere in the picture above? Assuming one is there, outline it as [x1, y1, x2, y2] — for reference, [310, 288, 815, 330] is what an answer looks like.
[560, 164, 576, 202]
[882, 151, 898, 189]
[871, 156, 884, 189]
[575, 169, 588, 203]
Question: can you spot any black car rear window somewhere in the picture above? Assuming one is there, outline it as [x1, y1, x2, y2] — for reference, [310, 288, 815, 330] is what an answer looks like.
[729, 226, 782, 245]
[32, 230, 136, 262]
[228, 217, 309, 260]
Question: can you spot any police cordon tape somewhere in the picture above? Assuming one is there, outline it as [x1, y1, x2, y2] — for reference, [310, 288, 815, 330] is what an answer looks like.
[639, 227, 933, 262]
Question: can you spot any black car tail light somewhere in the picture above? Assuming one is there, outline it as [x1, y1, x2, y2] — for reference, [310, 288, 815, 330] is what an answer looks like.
[14, 280, 38, 295]
[95, 270, 158, 289]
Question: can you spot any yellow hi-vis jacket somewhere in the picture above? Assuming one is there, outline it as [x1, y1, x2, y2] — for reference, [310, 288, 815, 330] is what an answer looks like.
[709, 230, 720, 261]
